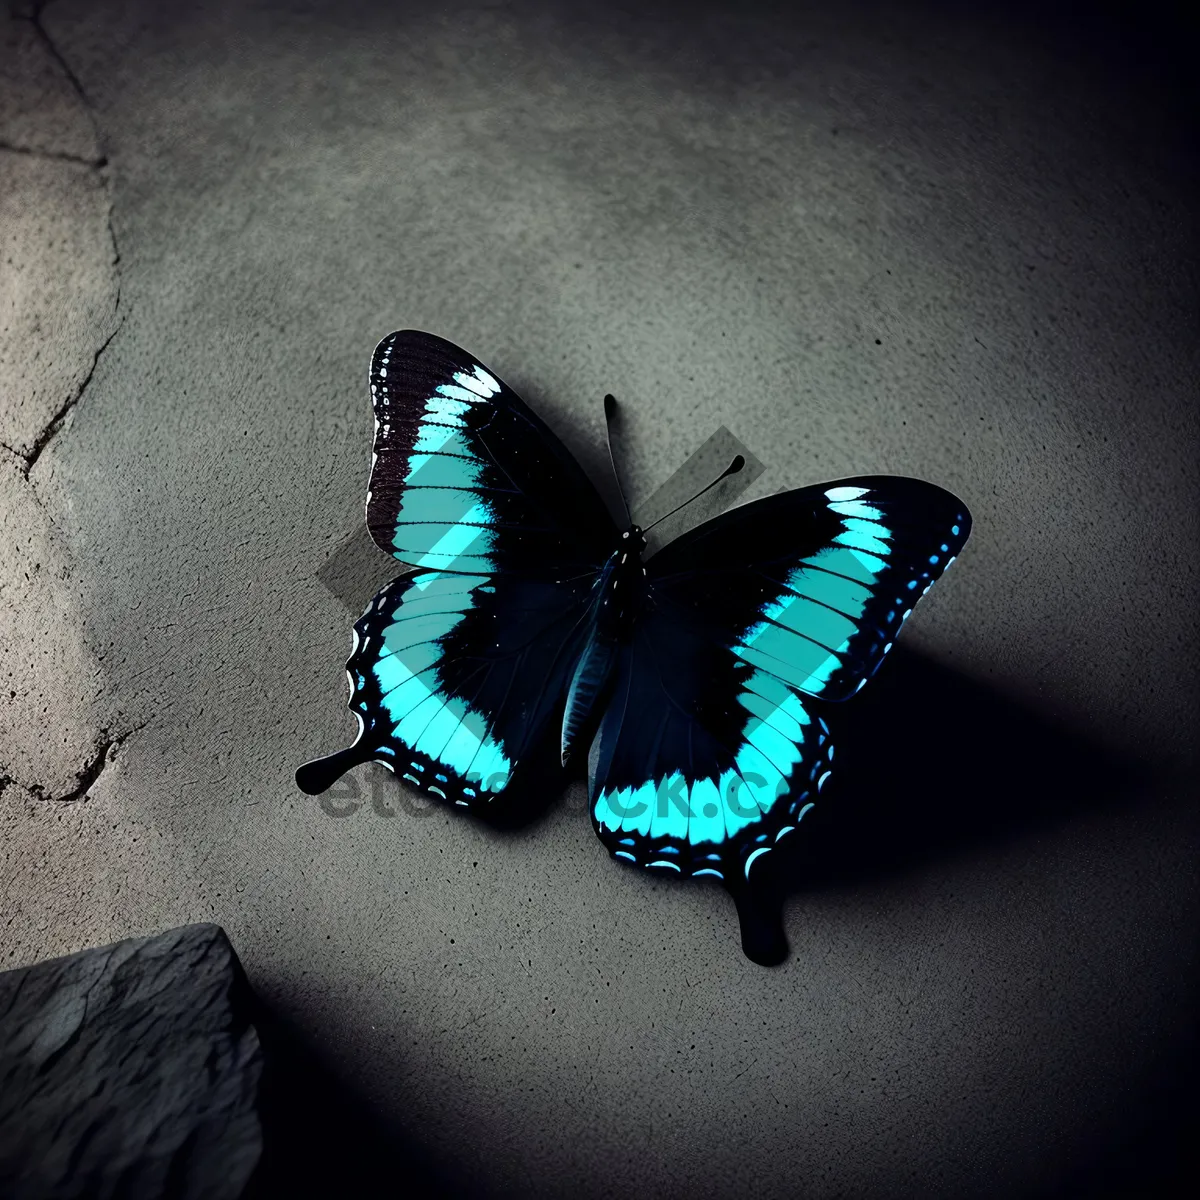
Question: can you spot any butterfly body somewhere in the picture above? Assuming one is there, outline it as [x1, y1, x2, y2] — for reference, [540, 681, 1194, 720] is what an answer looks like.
[559, 524, 649, 765]
[592, 526, 650, 641]
[298, 330, 972, 962]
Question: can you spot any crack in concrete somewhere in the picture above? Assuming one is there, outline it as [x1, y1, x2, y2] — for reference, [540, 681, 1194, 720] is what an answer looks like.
[7, 321, 122, 478]
[10, 723, 147, 805]
[1, 7, 139, 812]
[7, 0, 124, 480]
[0, 139, 106, 168]
[24, 1, 92, 119]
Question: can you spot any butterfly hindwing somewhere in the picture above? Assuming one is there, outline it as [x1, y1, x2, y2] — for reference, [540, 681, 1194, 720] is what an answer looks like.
[367, 330, 615, 574]
[338, 568, 596, 806]
[589, 476, 970, 880]
[589, 611, 832, 885]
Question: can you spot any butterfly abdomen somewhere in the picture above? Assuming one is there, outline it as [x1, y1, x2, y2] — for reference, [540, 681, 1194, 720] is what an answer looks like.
[560, 635, 617, 768]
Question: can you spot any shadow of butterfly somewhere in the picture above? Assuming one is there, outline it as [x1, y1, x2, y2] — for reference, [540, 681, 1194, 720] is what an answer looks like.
[297, 330, 972, 964]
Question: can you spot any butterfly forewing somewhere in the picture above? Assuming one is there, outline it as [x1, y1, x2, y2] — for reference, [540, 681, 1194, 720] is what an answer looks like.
[647, 477, 971, 702]
[344, 569, 596, 805]
[367, 331, 615, 574]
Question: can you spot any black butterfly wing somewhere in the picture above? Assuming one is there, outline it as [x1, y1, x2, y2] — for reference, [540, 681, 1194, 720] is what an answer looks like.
[299, 568, 598, 805]
[366, 330, 615, 574]
[587, 609, 834, 884]
[588, 476, 971, 882]
[297, 331, 614, 807]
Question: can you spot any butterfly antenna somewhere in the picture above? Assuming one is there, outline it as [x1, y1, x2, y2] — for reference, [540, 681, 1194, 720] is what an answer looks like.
[643, 454, 745, 533]
[603, 393, 633, 525]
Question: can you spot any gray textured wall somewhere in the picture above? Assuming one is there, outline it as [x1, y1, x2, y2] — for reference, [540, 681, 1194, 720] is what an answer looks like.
[2, 1, 1196, 1196]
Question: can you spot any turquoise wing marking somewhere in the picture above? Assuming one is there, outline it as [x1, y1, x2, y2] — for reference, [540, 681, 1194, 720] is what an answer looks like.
[337, 568, 595, 808]
[366, 331, 615, 576]
[652, 477, 972, 704]
[588, 625, 832, 884]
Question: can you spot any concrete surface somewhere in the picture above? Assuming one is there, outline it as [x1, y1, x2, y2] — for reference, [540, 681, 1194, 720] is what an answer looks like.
[1, 0, 1196, 1196]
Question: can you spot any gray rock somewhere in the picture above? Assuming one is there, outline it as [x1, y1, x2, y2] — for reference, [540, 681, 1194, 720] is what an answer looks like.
[0, 923, 262, 1200]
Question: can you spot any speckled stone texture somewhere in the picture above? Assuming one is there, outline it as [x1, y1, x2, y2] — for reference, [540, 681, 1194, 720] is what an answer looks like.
[0, 923, 262, 1199]
[1, 0, 1196, 1197]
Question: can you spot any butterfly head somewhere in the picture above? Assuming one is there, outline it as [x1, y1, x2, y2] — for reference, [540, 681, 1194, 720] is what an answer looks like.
[620, 525, 647, 555]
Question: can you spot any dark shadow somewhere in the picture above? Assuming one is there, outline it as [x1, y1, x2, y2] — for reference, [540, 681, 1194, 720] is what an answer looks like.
[586, 644, 1156, 966]
[725, 647, 1200, 1200]
[285, 637, 1191, 1188]
[1033, 1018, 1200, 1200]
[242, 993, 480, 1200]
[470, 725, 580, 833]
[669, 642, 1164, 964]
[757, 643, 1151, 897]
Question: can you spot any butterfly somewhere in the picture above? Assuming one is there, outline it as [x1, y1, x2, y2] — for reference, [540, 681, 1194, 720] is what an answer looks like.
[297, 330, 972, 963]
